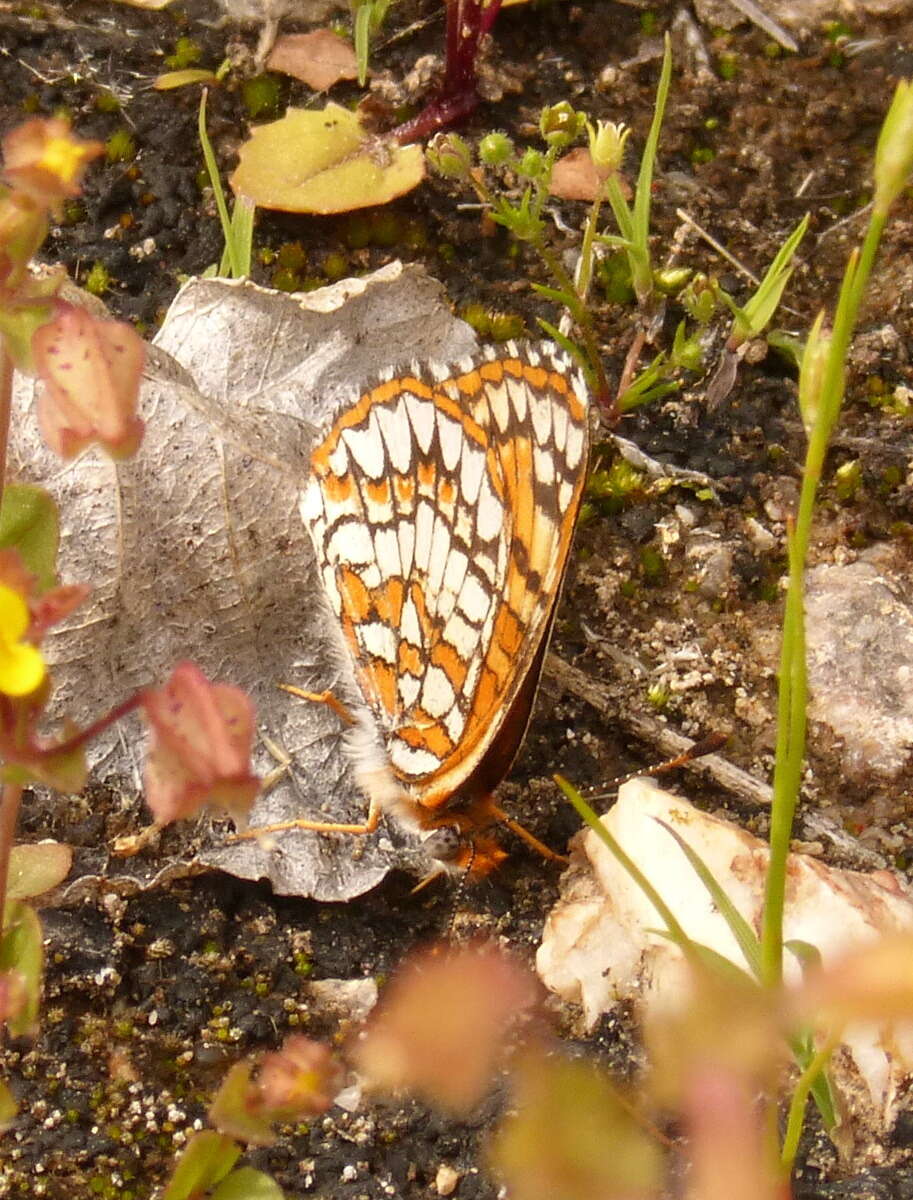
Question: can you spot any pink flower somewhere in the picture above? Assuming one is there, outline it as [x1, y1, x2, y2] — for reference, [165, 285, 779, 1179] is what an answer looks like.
[33, 301, 145, 460]
[141, 663, 260, 825]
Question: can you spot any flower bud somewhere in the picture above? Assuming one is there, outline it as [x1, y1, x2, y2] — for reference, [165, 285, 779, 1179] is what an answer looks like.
[516, 148, 546, 181]
[798, 311, 833, 436]
[874, 78, 913, 215]
[426, 133, 472, 179]
[478, 131, 514, 166]
[539, 102, 585, 149]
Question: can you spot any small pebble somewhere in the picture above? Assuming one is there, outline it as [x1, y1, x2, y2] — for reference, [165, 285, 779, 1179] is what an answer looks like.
[435, 1164, 460, 1196]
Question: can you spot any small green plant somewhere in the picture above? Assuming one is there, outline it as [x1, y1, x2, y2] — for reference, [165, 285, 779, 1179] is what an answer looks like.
[198, 90, 254, 279]
[554, 74, 913, 1183]
[351, 0, 398, 85]
[426, 37, 678, 414]
[428, 38, 811, 420]
[104, 128, 135, 163]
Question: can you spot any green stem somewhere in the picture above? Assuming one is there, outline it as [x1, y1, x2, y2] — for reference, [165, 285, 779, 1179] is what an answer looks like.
[781, 1035, 839, 1172]
[536, 239, 612, 408]
[0, 782, 23, 940]
[760, 206, 889, 990]
[0, 343, 12, 517]
[576, 192, 603, 306]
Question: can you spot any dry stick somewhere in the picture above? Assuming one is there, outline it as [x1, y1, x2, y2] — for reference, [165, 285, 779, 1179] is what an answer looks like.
[615, 325, 647, 404]
[544, 652, 773, 809]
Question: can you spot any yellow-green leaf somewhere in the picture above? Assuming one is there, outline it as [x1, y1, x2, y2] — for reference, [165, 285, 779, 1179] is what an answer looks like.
[0, 483, 59, 592]
[8, 842, 73, 901]
[0, 901, 43, 1038]
[154, 69, 220, 90]
[230, 104, 424, 215]
[162, 1131, 242, 1200]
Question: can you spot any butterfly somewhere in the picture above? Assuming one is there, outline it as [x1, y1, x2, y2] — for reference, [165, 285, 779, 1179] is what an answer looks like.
[251, 342, 589, 878]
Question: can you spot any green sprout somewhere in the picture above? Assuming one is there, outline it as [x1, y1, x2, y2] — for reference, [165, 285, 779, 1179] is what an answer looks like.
[351, 0, 398, 86]
[198, 90, 254, 280]
[105, 129, 135, 163]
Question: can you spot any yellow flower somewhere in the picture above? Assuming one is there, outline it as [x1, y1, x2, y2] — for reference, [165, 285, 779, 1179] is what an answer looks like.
[0, 584, 45, 697]
[2, 118, 102, 205]
[587, 120, 631, 174]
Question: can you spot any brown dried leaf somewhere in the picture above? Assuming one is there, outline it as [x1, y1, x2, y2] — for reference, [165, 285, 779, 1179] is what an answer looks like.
[549, 148, 607, 202]
[266, 30, 358, 91]
[549, 148, 632, 203]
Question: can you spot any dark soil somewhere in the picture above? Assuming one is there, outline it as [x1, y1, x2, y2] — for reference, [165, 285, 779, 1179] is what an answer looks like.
[3, 0, 913, 1196]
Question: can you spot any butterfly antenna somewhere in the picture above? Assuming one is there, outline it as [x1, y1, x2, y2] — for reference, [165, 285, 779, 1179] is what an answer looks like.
[445, 843, 475, 942]
[586, 731, 728, 803]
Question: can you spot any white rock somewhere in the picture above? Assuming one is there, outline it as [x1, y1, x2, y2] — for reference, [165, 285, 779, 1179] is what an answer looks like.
[537, 778, 913, 1134]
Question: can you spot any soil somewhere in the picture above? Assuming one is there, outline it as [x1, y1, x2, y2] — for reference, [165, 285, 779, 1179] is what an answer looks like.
[3, 0, 913, 1196]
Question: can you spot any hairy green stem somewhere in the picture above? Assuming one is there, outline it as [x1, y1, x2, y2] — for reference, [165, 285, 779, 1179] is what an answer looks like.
[0, 781, 23, 938]
[0, 344, 12, 517]
[761, 209, 888, 989]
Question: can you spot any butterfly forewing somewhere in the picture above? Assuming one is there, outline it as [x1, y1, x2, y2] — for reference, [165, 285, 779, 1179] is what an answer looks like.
[300, 342, 589, 817]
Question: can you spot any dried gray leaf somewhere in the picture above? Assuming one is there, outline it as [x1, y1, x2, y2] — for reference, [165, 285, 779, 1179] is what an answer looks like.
[10, 262, 478, 901]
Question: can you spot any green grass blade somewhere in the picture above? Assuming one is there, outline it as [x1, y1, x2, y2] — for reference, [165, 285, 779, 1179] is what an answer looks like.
[198, 89, 239, 279]
[652, 817, 763, 981]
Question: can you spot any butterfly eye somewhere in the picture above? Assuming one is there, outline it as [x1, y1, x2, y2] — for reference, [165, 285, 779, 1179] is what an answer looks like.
[422, 825, 464, 863]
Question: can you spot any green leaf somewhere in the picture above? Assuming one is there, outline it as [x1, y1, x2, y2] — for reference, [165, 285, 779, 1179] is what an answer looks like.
[230, 104, 425, 214]
[213, 1167, 285, 1200]
[731, 213, 809, 345]
[162, 1131, 242, 1200]
[8, 842, 72, 901]
[0, 901, 42, 1037]
[200, 91, 254, 280]
[0, 483, 59, 591]
[155, 69, 220, 90]
[631, 35, 672, 278]
[535, 320, 591, 381]
[209, 1060, 275, 1146]
[785, 939, 823, 971]
[530, 283, 575, 305]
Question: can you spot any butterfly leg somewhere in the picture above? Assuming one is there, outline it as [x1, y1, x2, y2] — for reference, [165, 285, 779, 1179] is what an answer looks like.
[278, 684, 357, 727]
[487, 802, 569, 865]
[226, 684, 381, 844]
[225, 796, 383, 843]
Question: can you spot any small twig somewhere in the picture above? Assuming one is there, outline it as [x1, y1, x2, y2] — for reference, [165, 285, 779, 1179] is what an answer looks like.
[545, 652, 773, 809]
[722, 0, 797, 52]
[675, 208, 761, 286]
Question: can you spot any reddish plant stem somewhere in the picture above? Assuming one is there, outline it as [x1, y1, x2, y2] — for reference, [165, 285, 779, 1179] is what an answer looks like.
[0, 781, 23, 938]
[394, 0, 503, 144]
[44, 692, 144, 761]
[0, 343, 12, 516]
[615, 326, 647, 405]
